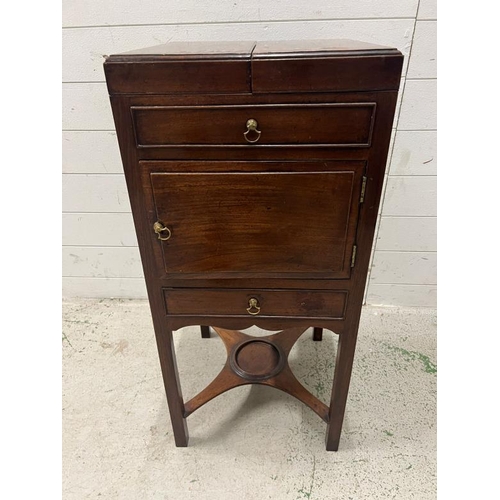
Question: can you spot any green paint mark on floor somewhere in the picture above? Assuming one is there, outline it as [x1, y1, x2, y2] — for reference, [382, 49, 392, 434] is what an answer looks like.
[62, 332, 73, 348]
[313, 381, 325, 397]
[386, 344, 437, 374]
[297, 456, 316, 499]
[383, 430, 394, 437]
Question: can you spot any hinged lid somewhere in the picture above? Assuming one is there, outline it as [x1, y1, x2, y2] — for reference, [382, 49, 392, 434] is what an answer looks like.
[104, 41, 255, 95]
[252, 39, 403, 93]
[104, 40, 403, 95]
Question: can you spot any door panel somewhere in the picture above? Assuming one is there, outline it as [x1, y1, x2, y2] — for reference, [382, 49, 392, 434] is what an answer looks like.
[144, 161, 364, 279]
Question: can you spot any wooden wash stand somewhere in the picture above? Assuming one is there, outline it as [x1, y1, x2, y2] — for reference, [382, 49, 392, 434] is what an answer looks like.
[104, 40, 403, 450]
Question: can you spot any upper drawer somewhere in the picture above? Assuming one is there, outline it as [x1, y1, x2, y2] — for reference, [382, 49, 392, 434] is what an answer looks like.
[131, 103, 376, 148]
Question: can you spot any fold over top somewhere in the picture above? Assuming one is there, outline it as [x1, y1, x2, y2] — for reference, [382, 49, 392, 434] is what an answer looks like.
[104, 39, 403, 95]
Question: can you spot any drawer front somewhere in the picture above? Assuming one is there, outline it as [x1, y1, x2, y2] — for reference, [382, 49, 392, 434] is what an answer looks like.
[143, 161, 364, 279]
[132, 103, 376, 148]
[164, 288, 347, 319]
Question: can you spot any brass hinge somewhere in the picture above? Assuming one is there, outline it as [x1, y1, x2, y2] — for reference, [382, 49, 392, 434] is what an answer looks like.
[350, 245, 357, 268]
[360, 176, 367, 203]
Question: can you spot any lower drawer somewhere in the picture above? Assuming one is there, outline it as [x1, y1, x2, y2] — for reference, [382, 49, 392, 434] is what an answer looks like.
[163, 288, 347, 319]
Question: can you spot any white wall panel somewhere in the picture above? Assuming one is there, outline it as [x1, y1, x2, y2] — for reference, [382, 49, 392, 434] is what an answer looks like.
[376, 217, 437, 251]
[389, 131, 436, 175]
[62, 0, 419, 28]
[61, 1, 437, 306]
[382, 176, 437, 216]
[63, 131, 122, 173]
[370, 251, 437, 285]
[63, 246, 143, 278]
[407, 21, 437, 78]
[63, 277, 147, 298]
[62, 20, 414, 82]
[417, 0, 437, 20]
[62, 174, 130, 213]
[398, 79, 437, 130]
[62, 213, 137, 246]
[62, 83, 114, 130]
[366, 284, 436, 307]
[392, 78, 406, 128]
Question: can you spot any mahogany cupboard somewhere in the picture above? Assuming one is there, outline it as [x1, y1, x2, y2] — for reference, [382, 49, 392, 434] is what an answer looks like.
[104, 40, 403, 450]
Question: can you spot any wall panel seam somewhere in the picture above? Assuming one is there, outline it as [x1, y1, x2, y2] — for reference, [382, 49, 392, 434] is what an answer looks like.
[63, 277, 146, 280]
[387, 174, 436, 178]
[64, 276, 435, 286]
[63, 17, 417, 30]
[64, 80, 436, 85]
[62, 129, 435, 133]
[61, 173, 438, 179]
[406, 77, 437, 81]
[61, 246, 438, 251]
[63, 211, 132, 215]
[62, 213, 438, 217]
[63, 245, 139, 248]
[379, 215, 436, 219]
[374, 250, 436, 253]
[369, 283, 437, 287]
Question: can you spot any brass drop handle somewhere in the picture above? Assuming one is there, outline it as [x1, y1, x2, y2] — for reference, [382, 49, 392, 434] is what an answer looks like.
[246, 297, 261, 315]
[153, 221, 172, 241]
[243, 119, 261, 144]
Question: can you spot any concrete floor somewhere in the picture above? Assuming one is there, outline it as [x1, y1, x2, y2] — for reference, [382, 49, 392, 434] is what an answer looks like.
[62, 299, 436, 499]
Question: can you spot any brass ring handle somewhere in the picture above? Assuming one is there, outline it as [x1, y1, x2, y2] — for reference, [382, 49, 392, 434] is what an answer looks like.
[246, 297, 261, 315]
[243, 119, 261, 144]
[153, 221, 172, 241]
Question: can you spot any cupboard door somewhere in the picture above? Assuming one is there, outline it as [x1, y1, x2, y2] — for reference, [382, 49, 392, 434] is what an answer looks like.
[145, 162, 364, 279]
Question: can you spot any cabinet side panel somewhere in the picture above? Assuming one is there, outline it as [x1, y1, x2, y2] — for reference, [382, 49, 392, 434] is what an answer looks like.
[342, 91, 399, 331]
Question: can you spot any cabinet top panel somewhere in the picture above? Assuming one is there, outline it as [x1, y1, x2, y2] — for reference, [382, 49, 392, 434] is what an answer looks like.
[114, 41, 256, 60]
[253, 39, 398, 58]
[108, 39, 399, 61]
[104, 39, 403, 95]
